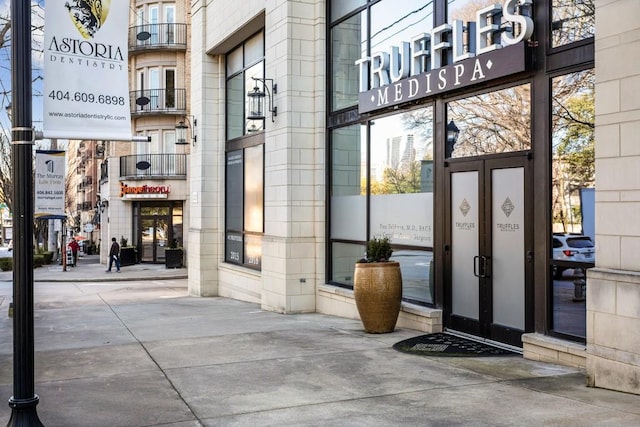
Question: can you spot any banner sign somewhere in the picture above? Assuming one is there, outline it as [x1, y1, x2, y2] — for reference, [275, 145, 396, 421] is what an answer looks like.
[43, 0, 131, 140]
[35, 150, 66, 218]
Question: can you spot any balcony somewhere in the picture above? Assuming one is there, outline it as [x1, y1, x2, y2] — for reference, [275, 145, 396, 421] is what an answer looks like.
[130, 88, 186, 116]
[129, 23, 187, 53]
[120, 154, 187, 180]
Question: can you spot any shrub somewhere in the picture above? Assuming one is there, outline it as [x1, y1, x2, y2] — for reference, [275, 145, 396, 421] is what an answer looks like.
[0, 258, 11, 271]
[33, 254, 45, 268]
[43, 251, 54, 264]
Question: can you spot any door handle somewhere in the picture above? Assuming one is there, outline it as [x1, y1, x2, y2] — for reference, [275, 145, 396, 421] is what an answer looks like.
[474, 255, 490, 279]
[473, 255, 481, 278]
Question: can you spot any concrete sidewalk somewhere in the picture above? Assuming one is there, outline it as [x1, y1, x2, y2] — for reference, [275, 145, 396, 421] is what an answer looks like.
[0, 253, 187, 283]
[1, 277, 639, 426]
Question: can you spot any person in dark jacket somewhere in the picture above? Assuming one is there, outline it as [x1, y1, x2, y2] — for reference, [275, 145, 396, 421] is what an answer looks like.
[106, 237, 121, 273]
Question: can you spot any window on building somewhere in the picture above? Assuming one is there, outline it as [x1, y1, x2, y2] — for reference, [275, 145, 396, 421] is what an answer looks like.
[552, 0, 595, 48]
[331, 11, 367, 111]
[226, 32, 265, 139]
[550, 68, 594, 340]
[446, 84, 531, 158]
[330, 107, 435, 304]
[225, 32, 265, 270]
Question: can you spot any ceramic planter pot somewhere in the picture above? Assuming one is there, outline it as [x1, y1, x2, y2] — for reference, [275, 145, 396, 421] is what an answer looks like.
[353, 261, 402, 333]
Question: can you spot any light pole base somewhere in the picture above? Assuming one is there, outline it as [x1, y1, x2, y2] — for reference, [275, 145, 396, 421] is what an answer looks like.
[7, 395, 44, 426]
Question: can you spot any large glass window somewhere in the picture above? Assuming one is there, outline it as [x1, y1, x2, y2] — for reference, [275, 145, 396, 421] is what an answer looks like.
[330, 107, 435, 304]
[446, 84, 531, 158]
[331, 12, 367, 111]
[225, 32, 265, 270]
[550, 69, 594, 340]
[552, 0, 595, 48]
[226, 32, 265, 139]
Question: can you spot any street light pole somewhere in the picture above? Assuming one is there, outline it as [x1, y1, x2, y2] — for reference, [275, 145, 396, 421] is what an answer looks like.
[7, 0, 44, 424]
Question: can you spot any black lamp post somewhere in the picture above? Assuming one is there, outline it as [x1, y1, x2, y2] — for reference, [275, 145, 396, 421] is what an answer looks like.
[7, 0, 44, 424]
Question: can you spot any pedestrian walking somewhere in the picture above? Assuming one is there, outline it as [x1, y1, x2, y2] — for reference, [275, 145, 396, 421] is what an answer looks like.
[106, 237, 121, 273]
[68, 238, 80, 267]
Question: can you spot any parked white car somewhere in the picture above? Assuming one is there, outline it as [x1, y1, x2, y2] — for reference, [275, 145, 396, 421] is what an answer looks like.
[552, 234, 595, 278]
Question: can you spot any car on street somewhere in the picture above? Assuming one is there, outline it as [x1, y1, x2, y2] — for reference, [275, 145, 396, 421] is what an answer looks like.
[552, 233, 595, 279]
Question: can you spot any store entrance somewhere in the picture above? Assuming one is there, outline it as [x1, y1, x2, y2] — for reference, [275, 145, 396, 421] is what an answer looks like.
[135, 203, 183, 264]
[141, 214, 169, 263]
[444, 154, 532, 348]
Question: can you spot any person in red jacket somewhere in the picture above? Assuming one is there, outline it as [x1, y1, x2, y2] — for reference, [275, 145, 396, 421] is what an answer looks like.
[68, 238, 80, 267]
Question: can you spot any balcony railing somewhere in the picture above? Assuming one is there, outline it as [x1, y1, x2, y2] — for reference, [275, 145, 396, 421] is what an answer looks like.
[128, 23, 187, 53]
[130, 88, 186, 116]
[120, 154, 187, 180]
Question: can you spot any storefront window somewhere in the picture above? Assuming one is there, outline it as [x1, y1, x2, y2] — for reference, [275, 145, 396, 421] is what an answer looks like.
[225, 32, 265, 270]
[331, 0, 366, 23]
[446, 84, 531, 158]
[552, 0, 595, 48]
[550, 69, 594, 340]
[331, 11, 367, 111]
[330, 107, 435, 304]
[226, 32, 265, 139]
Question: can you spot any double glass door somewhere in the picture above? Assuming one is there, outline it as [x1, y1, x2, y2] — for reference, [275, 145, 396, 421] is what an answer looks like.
[444, 155, 532, 347]
[141, 213, 169, 263]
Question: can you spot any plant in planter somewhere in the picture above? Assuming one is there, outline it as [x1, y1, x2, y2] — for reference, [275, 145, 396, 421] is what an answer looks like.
[119, 235, 138, 266]
[353, 236, 403, 333]
[165, 239, 184, 269]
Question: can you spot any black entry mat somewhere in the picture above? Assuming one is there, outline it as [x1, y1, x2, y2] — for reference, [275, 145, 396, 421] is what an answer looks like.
[393, 333, 519, 357]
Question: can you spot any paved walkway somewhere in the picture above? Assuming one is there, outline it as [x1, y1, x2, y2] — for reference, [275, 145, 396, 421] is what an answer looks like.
[1, 259, 639, 425]
[0, 253, 187, 283]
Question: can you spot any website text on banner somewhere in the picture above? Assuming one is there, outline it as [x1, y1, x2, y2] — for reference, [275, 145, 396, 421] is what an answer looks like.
[43, 0, 132, 141]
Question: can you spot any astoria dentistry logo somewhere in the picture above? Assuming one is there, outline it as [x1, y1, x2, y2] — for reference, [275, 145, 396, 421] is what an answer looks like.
[65, 0, 110, 39]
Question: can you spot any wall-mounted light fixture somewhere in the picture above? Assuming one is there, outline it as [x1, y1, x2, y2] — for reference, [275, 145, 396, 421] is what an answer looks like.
[247, 77, 277, 122]
[445, 120, 459, 159]
[175, 115, 196, 146]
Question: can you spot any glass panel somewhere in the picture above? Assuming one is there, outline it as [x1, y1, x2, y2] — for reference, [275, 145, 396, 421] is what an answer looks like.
[141, 206, 169, 216]
[227, 46, 243, 76]
[226, 150, 243, 231]
[156, 217, 169, 261]
[550, 69, 594, 339]
[244, 144, 264, 233]
[245, 62, 265, 133]
[244, 234, 262, 269]
[331, 0, 366, 23]
[447, 83, 531, 158]
[451, 171, 479, 320]
[391, 249, 434, 304]
[331, 242, 365, 286]
[331, 11, 366, 111]
[492, 167, 525, 330]
[369, 107, 433, 303]
[552, 0, 595, 48]
[141, 218, 154, 262]
[331, 125, 366, 241]
[172, 204, 183, 248]
[371, 0, 433, 59]
[226, 74, 244, 140]
[369, 107, 434, 248]
[244, 32, 264, 66]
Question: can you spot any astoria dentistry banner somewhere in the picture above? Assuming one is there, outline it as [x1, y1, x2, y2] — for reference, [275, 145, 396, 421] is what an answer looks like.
[43, 0, 131, 140]
[34, 150, 66, 218]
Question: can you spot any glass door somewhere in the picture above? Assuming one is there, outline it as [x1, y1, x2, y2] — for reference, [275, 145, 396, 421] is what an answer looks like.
[140, 207, 170, 263]
[445, 155, 532, 347]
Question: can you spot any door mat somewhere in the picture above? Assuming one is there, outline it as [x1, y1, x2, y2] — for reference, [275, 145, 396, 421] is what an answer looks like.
[393, 333, 519, 357]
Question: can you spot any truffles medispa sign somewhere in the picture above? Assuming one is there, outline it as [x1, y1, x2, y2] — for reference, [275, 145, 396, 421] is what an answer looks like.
[43, 0, 132, 140]
[357, 0, 534, 113]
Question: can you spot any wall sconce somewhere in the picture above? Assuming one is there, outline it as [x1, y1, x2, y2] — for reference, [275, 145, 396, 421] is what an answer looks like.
[445, 120, 459, 159]
[175, 116, 196, 146]
[247, 77, 277, 122]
